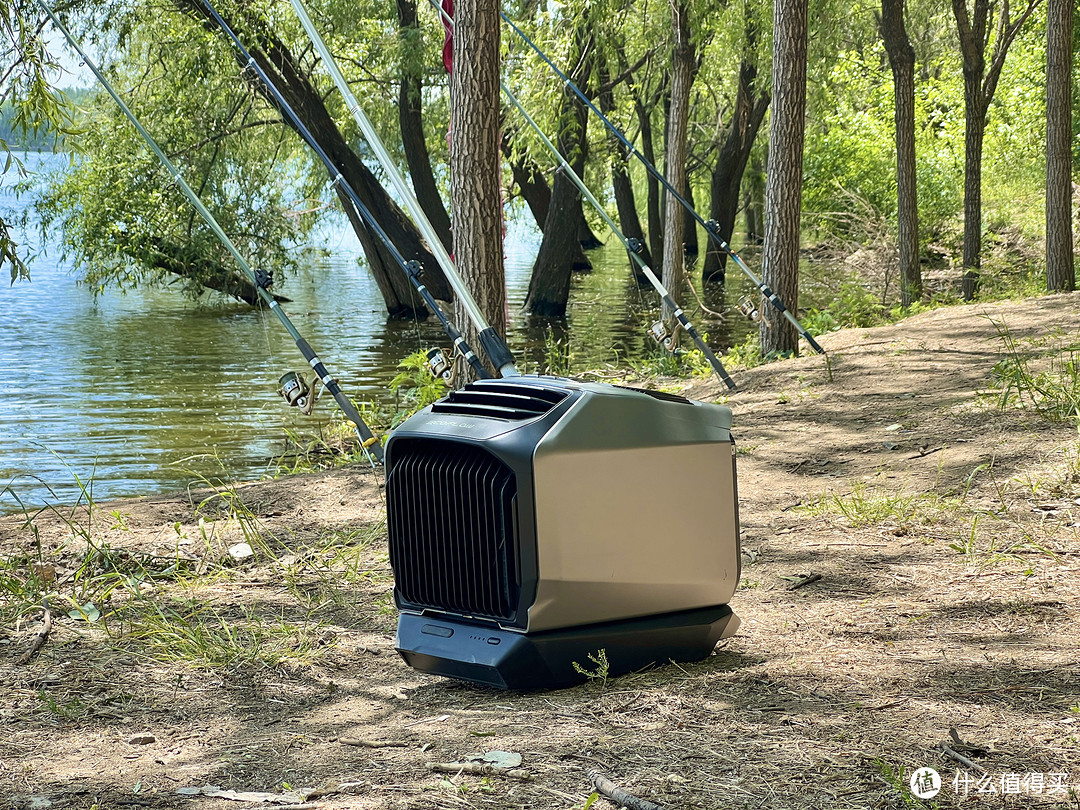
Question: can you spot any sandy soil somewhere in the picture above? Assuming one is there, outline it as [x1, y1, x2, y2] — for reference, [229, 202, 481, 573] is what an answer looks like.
[3, 292, 1080, 810]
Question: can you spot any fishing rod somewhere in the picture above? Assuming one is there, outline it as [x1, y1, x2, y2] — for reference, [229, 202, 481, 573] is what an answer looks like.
[286, 0, 518, 379]
[500, 13, 826, 357]
[36, 0, 385, 463]
[430, 0, 736, 391]
[195, 0, 496, 384]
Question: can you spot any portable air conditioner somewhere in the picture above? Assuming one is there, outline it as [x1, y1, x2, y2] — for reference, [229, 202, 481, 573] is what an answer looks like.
[385, 376, 741, 689]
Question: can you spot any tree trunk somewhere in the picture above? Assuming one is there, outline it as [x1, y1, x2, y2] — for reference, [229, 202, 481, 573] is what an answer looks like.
[1046, 0, 1075, 291]
[760, 0, 808, 356]
[397, 0, 453, 256]
[660, 0, 694, 320]
[119, 234, 292, 305]
[503, 131, 552, 227]
[525, 25, 593, 315]
[184, 0, 452, 316]
[744, 154, 765, 244]
[576, 210, 603, 251]
[951, 0, 1042, 300]
[683, 180, 699, 256]
[450, 0, 508, 370]
[880, 0, 922, 307]
[960, 57, 985, 300]
[600, 78, 653, 283]
[637, 97, 664, 262]
[703, 28, 770, 284]
[525, 166, 581, 315]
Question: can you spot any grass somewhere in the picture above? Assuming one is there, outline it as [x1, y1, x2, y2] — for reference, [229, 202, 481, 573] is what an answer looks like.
[989, 318, 1080, 428]
[0, 461, 387, 675]
[799, 482, 937, 529]
[801, 475, 1064, 567]
[115, 599, 328, 670]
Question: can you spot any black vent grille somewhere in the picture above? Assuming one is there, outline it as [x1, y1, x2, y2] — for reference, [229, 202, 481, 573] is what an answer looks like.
[431, 380, 569, 421]
[387, 439, 520, 622]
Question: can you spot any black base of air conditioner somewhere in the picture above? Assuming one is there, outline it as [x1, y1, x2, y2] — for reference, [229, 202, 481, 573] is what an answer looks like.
[396, 604, 739, 690]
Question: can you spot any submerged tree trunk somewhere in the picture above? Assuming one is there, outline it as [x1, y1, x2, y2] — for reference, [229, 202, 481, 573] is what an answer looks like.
[397, 0, 453, 256]
[600, 76, 652, 282]
[703, 25, 769, 284]
[450, 0, 508, 372]
[660, 1, 693, 320]
[683, 180, 698, 256]
[503, 131, 552, 228]
[880, 0, 922, 306]
[744, 154, 765, 244]
[1046, 0, 1075, 291]
[760, 0, 807, 356]
[184, 0, 451, 316]
[637, 97, 664, 262]
[526, 24, 594, 315]
[119, 234, 292, 305]
[503, 129, 592, 270]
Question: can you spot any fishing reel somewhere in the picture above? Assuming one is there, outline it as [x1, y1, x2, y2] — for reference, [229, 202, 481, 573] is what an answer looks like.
[649, 320, 681, 353]
[737, 294, 762, 322]
[426, 348, 453, 381]
[277, 371, 320, 415]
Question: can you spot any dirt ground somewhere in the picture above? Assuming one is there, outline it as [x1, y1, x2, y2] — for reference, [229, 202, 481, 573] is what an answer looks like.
[3, 292, 1080, 810]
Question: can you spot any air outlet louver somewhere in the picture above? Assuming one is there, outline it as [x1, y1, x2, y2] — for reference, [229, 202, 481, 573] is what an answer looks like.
[431, 379, 568, 421]
[387, 438, 520, 622]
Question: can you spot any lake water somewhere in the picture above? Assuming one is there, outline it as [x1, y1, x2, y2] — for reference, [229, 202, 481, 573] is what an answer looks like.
[0, 152, 759, 511]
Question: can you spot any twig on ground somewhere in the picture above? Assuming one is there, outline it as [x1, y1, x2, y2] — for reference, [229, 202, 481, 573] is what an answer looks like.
[340, 738, 410, 748]
[17, 602, 53, 665]
[587, 770, 666, 810]
[939, 743, 987, 773]
[788, 573, 823, 591]
[427, 762, 532, 780]
[907, 446, 944, 459]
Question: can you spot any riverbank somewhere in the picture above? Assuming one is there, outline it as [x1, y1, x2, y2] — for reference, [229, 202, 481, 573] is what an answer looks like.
[3, 291, 1079, 809]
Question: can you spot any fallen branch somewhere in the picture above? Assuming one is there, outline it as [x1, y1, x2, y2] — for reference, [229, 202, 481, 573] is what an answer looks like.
[340, 738, 409, 748]
[587, 770, 666, 810]
[427, 762, 532, 780]
[17, 603, 53, 665]
[788, 573, 823, 591]
[939, 743, 987, 774]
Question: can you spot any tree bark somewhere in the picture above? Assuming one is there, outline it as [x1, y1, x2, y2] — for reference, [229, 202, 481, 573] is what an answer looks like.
[1046, 0, 1075, 291]
[660, 0, 694, 320]
[951, 0, 1042, 300]
[503, 129, 592, 270]
[599, 75, 653, 282]
[703, 24, 769, 284]
[636, 96, 664, 262]
[760, 0, 808, 356]
[525, 24, 594, 315]
[744, 153, 765, 244]
[503, 131, 552, 228]
[880, 0, 922, 307]
[450, 0, 508, 367]
[683, 180, 699, 256]
[183, 0, 453, 317]
[397, 0, 453, 256]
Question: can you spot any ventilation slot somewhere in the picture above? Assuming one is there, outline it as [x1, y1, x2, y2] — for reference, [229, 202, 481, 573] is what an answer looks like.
[431, 381, 569, 421]
[387, 439, 520, 622]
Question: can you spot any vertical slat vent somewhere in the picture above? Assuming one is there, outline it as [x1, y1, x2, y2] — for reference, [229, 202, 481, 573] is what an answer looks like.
[388, 438, 519, 622]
